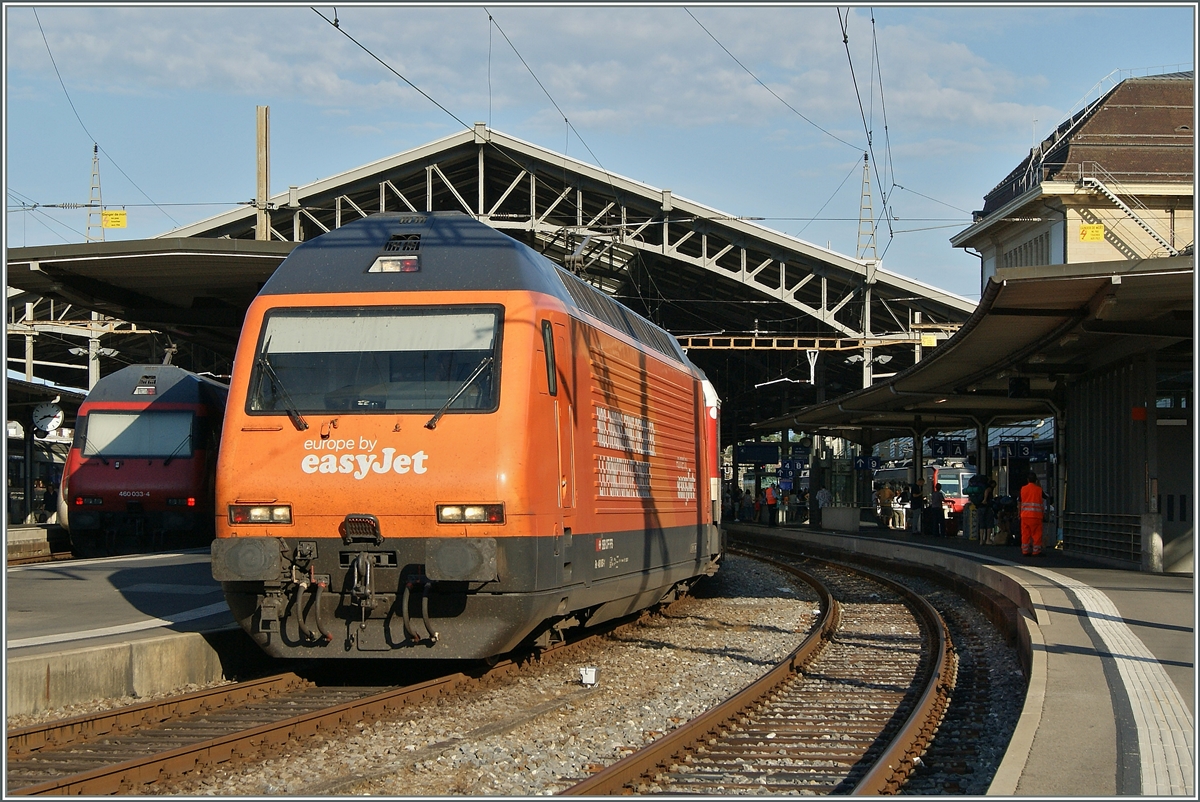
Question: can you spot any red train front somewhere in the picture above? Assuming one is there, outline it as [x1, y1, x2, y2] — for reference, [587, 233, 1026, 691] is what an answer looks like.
[211, 212, 723, 660]
[58, 365, 228, 556]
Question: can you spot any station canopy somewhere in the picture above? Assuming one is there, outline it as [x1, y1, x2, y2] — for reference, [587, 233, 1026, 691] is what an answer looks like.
[7, 125, 976, 441]
[754, 254, 1194, 446]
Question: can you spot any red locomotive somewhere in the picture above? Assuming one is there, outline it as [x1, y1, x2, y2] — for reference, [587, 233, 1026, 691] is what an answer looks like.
[58, 365, 228, 556]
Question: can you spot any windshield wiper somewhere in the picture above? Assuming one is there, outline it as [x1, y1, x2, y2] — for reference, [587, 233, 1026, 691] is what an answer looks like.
[258, 354, 309, 431]
[162, 432, 193, 466]
[425, 357, 493, 430]
[83, 438, 109, 465]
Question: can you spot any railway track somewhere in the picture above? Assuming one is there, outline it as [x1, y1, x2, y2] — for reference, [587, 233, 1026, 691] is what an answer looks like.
[8, 552, 962, 796]
[562, 552, 956, 794]
[5, 594, 697, 796]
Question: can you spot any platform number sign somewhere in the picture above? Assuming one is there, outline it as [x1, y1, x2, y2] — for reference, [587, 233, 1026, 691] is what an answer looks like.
[998, 441, 1033, 458]
[853, 456, 881, 471]
[929, 440, 967, 458]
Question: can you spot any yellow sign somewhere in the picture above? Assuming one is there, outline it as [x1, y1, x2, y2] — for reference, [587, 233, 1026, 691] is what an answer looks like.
[1079, 223, 1104, 242]
[921, 334, 937, 347]
[101, 210, 127, 229]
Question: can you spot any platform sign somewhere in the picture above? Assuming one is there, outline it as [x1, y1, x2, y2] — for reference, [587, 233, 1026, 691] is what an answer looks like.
[736, 443, 780, 465]
[929, 439, 967, 458]
[853, 456, 881, 470]
[997, 441, 1033, 458]
[779, 480, 793, 491]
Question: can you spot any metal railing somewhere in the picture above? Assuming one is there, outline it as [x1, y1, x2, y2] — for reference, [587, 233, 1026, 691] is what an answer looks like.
[1063, 511, 1141, 564]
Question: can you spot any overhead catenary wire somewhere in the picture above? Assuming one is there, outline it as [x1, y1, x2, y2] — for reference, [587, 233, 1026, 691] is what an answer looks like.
[311, 6, 619, 245]
[484, 9, 621, 203]
[311, 7, 472, 131]
[685, 8, 860, 152]
[32, 8, 180, 228]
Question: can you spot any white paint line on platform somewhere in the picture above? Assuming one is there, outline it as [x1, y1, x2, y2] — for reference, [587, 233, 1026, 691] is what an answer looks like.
[6, 601, 232, 649]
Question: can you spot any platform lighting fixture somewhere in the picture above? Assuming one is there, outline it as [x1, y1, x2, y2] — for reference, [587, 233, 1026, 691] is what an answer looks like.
[844, 354, 892, 365]
[68, 346, 119, 358]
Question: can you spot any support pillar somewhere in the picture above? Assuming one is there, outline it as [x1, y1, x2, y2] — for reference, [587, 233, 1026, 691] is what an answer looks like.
[23, 417, 34, 525]
[255, 105, 270, 241]
[88, 312, 101, 390]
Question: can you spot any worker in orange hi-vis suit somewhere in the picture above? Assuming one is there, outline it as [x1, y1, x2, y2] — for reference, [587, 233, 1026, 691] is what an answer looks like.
[1019, 472, 1045, 556]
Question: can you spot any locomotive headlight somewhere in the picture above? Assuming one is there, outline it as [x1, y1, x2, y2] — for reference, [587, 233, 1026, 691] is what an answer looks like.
[229, 504, 292, 524]
[437, 504, 505, 524]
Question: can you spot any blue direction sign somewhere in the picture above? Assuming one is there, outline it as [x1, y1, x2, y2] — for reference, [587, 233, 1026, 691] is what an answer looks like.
[853, 456, 881, 470]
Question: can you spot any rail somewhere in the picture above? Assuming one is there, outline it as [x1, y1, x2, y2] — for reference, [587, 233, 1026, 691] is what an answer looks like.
[561, 549, 957, 794]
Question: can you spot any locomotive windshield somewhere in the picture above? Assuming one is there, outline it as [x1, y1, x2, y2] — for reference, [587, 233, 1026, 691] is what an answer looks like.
[82, 411, 194, 459]
[248, 306, 501, 414]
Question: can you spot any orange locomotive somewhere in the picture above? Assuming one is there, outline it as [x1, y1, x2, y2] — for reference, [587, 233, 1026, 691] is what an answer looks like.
[212, 212, 723, 659]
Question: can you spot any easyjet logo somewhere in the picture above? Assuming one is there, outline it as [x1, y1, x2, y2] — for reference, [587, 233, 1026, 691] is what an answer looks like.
[301, 446, 428, 479]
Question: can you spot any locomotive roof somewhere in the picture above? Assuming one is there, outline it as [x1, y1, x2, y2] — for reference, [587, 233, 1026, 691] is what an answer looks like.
[83, 364, 229, 407]
[260, 212, 692, 367]
[260, 212, 575, 300]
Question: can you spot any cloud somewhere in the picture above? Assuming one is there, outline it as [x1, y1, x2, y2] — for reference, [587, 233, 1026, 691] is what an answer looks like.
[7, 6, 1056, 143]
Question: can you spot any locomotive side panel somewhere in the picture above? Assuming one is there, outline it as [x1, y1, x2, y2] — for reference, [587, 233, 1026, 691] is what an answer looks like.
[545, 314, 718, 626]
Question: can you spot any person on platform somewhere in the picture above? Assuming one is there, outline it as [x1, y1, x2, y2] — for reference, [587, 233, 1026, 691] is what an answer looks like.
[875, 482, 895, 529]
[813, 485, 832, 528]
[765, 484, 778, 527]
[928, 483, 946, 536]
[909, 479, 925, 534]
[1020, 472, 1045, 556]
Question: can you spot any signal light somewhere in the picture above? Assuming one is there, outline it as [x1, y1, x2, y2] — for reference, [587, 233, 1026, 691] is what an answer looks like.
[437, 504, 505, 524]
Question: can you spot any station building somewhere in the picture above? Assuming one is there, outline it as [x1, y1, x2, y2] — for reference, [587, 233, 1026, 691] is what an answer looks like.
[759, 71, 1194, 573]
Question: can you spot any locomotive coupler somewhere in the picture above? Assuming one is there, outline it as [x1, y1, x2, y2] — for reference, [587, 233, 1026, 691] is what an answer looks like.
[348, 551, 377, 628]
[258, 590, 283, 633]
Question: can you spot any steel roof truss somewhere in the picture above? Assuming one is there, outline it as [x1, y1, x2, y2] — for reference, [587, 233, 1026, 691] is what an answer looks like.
[380, 180, 420, 213]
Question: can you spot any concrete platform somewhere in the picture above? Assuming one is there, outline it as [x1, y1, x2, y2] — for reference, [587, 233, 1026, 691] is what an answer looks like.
[6, 523, 68, 561]
[4, 548, 263, 716]
[4, 526, 1193, 796]
[725, 520, 1195, 797]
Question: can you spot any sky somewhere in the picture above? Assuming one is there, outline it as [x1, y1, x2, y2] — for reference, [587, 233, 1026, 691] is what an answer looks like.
[4, 3, 1196, 300]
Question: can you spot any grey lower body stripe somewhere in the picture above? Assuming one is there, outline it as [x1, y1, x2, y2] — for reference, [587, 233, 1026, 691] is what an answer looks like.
[1026, 566, 1195, 795]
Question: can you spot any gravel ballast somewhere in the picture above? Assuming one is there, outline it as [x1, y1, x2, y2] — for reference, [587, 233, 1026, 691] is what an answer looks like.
[150, 555, 818, 796]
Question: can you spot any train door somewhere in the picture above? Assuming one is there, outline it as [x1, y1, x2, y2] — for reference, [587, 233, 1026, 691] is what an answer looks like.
[543, 315, 575, 588]
[541, 317, 575, 522]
